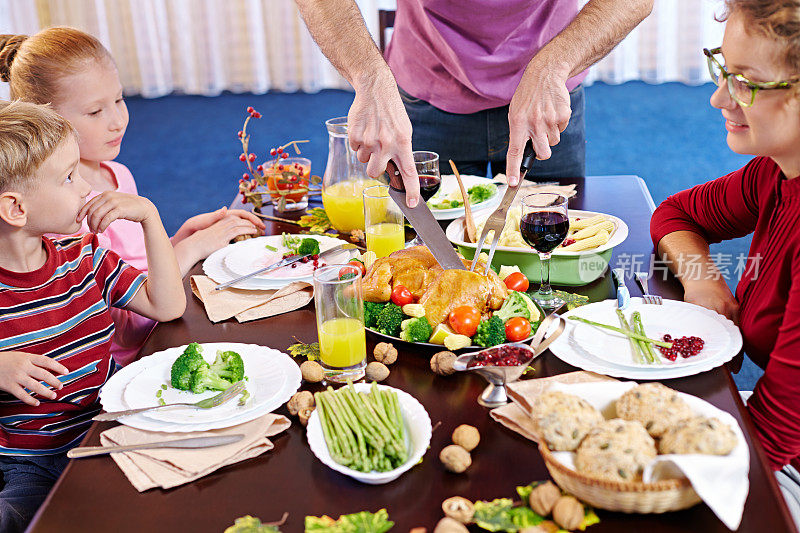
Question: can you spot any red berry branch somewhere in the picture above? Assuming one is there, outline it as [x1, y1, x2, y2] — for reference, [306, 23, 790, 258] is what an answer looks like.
[236, 106, 320, 212]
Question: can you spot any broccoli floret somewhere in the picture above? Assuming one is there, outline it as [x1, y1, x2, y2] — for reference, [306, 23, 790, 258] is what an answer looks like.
[297, 238, 320, 256]
[473, 315, 506, 347]
[170, 343, 208, 391]
[224, 515, 280, 533]
[364, 301, 388, 328]
[211, 350, 245, 382]
[399, 317, 433, 343]
[374, 303, 404, 337]
[190, 365, 233, 394]
[494, 291, 533, 322]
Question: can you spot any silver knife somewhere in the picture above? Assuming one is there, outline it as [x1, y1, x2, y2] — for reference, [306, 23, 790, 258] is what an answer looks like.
[384, 161, 465, 270]
[67, 434, 245, 459]
[611, 268, 630, 310]
[214, 243, 350, 290]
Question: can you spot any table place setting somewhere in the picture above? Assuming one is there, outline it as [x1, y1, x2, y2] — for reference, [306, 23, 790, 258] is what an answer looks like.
[194, 233, 357, 323]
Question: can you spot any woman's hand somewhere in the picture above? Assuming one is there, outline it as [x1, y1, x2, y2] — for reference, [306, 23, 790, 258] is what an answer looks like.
[0, 352, 68, 406]
[175, 207, 265, 242]
[172, 214, 262, 276]
[683, 279, 740, 324]
[77, 191, 157, 233]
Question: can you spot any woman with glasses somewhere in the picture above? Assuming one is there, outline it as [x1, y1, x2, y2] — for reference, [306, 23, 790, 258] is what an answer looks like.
[650, 0, 800, 519]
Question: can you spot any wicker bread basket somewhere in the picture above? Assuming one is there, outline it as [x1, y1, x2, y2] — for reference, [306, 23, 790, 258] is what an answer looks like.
[539, 442, 701, 513]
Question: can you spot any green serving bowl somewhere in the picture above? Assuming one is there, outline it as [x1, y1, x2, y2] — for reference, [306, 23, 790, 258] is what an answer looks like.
[445, 209, 629, 286]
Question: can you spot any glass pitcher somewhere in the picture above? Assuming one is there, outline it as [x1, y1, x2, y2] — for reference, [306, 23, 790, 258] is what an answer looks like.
[321, 117, 379, 233]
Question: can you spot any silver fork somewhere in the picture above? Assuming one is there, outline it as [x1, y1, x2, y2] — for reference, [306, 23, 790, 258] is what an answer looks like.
[470, 142, 536, 275]
[634, 271, 663, 305]
[93, 380, 247, 421]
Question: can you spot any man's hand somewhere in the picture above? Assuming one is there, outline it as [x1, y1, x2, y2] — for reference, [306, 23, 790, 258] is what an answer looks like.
[683, 279, 741, 325]
[505, 62, 572, 185]
[77, 191, 157, 233]
[348, 74, 420, 207]
[0, 352, 68, 406]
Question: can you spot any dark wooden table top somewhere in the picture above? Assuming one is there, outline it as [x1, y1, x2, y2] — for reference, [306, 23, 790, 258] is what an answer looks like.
[28, 176, 796, 532]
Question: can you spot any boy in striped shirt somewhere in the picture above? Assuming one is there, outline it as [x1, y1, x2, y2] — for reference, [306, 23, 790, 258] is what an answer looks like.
[0, 100, 186, 532]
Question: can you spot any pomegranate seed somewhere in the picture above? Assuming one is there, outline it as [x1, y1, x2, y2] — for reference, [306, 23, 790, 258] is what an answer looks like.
[311, 254, 319, 260]
[247, 106, 254, 113]
[290, 263, 297, 268]
[248, 153, 256, 162]
[277, 147, 283, 154]
[242, 173, 249, 180]
[277, 165, 284, 171]
[239, 154, 247, 162]
[270, 148, 277, 156]
[281, 152, 289, 159]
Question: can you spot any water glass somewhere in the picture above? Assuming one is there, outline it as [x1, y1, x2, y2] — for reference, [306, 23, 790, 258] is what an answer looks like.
[313, 265, 366, 382]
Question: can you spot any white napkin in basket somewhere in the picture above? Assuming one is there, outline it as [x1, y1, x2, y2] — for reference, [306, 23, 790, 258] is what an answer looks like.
[548, 381, 750, 531]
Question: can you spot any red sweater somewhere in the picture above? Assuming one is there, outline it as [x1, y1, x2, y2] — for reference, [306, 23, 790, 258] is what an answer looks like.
[651, 156, 800, 470]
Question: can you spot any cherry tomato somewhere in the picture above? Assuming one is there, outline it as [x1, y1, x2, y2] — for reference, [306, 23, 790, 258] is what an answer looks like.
[390, 285, 413, 306]
[505, 317, 532, 342]
[448, 306, 481, 337]
[347, 259, 366, 276]
[504, 272, 529, 292]
[338, 265, 360, 280]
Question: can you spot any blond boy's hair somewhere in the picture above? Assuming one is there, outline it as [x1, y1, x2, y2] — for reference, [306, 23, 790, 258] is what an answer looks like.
[0, 100, 75, 192]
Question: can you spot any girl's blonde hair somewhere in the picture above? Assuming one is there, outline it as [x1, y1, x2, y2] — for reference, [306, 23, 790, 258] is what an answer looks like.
[0, 26, 112, 105]
[0, 100, 75, 192]
[722, 0, 800, 78]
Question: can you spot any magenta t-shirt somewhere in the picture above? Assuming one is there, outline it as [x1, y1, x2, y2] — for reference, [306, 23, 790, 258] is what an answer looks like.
[386, 0, 589, 114]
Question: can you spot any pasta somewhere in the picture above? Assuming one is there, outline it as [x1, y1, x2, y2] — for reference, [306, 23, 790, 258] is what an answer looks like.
[473, 209, 616, 253]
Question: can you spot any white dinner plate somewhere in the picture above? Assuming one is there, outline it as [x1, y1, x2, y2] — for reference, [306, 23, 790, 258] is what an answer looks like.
[547, 298, 742, 380]
[223, 235, 351, 281]
[427, 174, 505, 220]
[100, 343, 301, 432]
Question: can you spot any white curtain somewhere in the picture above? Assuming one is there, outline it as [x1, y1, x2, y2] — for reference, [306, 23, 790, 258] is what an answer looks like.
[0, 0, 725, 100]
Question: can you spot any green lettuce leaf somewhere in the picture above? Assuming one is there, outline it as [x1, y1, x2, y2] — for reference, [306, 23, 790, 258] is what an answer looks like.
[473, 499, 543, 532]
[305, 509, 393, 533]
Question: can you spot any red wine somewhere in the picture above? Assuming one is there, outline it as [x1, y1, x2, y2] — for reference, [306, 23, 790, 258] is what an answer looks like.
[419, 175, 441, 201]
[520, 211, 569, 253]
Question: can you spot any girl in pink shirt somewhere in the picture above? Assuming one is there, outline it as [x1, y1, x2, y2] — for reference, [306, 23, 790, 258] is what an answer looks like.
[1, 27, 265, 365]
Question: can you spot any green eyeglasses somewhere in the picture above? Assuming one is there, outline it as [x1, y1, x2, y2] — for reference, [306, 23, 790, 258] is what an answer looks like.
[704, 47, 795, 107]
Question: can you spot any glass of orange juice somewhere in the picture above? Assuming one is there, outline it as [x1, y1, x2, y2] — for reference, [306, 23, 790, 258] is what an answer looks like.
[313, 265, 366, 382]
[263, 157, 310, 211]
[363, 185, 405, 258]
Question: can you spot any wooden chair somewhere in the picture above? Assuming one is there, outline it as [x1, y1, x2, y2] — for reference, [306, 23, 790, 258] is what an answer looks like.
[378, 9, 396, 54]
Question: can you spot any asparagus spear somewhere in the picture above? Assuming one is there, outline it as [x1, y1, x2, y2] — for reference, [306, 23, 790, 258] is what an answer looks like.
[569, 316, 673, 348]
[616, 308, 645, 364]
[632, 311, 660, 364]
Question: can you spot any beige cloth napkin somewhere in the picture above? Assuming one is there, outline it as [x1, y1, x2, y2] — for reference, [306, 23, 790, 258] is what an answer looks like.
[492, 173, 578, 201]
[490, 371, 617, 443]
[100, 413, 290, 491]
[190, 275, 312, 323]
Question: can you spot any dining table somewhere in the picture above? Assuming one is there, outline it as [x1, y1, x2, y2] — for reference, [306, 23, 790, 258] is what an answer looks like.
[27, 175, 797, 532]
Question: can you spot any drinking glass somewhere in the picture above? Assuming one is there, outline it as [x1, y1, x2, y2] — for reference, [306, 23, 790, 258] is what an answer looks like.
[263, 156, 310, 211]
[409, 151, 441, 245]
[313, 265, 367, 382]
[520, 193, 569, 311]
[363, 185, 405, 258]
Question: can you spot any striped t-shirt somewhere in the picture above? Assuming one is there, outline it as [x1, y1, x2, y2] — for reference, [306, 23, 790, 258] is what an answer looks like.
[0, 234, 146, 455]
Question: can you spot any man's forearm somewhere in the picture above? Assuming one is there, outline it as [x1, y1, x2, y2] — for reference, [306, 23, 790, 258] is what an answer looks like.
[534, 0, 654, 80]
[295, 0, 391, 90]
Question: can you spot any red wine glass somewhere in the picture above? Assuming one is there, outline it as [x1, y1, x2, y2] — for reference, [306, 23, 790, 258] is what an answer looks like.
[410, 151, 440, 245]
[520, 192, 569, 310]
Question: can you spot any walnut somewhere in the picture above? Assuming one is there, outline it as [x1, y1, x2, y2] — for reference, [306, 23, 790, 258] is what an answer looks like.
[365, 361, 390, 382]
[528, 481, 561, 516]
[298, 407, 314, 426]
[430, 351, 457, 376]
[350, 229, 365, 242]
[373, 342, 398, 365]
[433, 517, 468, 533]
[552, 496, 584, 531]
[439, 444, 472, 473]
[300, 360, 324, 383]
[441, 496, 474, 524]
[520, 521, 559, 533]
[287, 391, 315, 416]
[451, 424, 480, 452]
